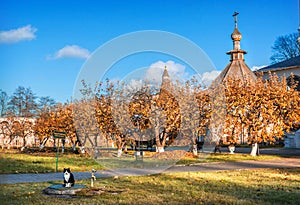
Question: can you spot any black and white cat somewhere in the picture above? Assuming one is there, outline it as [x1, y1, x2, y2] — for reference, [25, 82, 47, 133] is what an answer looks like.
[63, 168, 75, 187]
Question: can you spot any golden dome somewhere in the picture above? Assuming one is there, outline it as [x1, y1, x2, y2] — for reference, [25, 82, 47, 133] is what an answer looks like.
[231, 28, 242, 41]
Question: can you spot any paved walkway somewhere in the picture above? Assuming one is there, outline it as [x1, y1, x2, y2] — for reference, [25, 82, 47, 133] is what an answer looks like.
[166, 157, 300, 173]
[219, 147, 300, 156]
[0, 157, 299, 184]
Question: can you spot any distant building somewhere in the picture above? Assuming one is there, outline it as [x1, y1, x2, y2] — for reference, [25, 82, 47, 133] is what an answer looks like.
[256, 55, 300, 91]
[0, 117, 36, 149]
[285, 129, 300, 149]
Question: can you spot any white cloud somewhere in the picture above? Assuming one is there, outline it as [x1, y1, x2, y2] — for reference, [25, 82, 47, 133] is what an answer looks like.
[0, 25, 37, 43]
[142, 60, 220, 87]
[125, 79, 143, 90]
[124, 60, 219, 90]
[144, 60, 188, 83]
[49, 45, 90, 59]
[201, 70, 221, 86]
[251, 65, 267, 71]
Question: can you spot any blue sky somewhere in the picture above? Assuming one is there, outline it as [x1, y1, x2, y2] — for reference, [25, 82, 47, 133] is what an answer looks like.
[0, 0, 298, 102]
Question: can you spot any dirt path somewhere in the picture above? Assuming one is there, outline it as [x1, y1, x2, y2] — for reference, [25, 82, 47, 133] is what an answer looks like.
[0, 157, 299, 184]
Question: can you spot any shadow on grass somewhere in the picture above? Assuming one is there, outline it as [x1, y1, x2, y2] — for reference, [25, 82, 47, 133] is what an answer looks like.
[0, 168, 299, 205]
[127, 169, 300, 204]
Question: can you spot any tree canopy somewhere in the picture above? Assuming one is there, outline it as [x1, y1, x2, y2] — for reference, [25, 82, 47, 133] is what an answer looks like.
[1, 74, 299, 157]
[270, 33, 300, 63]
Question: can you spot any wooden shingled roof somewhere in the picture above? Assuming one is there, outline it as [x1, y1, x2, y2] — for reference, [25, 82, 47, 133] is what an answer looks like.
[258, 55, 300, 72]
[214, 59, 257, 85]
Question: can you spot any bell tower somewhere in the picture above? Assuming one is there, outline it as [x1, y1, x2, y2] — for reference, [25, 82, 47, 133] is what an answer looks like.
[226, 11, 247, 61]
[213, 12, 257, 85]
[161, 65, 171, 88]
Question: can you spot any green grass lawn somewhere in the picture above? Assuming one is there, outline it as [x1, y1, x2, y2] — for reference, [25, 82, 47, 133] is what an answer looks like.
[177, 152, 282, 165]
[0, 168, 299, 205]
[0, 151, 104, 174]
[0, 150, 282, 174]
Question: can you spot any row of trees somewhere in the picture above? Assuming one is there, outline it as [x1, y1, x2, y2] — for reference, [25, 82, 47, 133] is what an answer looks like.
[223, 74, 300, 155]
[0, 87, 57, 150]
[0, 73, 299, 156]
[0, 86, 56, 118]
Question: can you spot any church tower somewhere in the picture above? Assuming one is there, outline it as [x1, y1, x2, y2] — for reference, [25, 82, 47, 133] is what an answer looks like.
[214, 12, 257, 85]
[161, 65, 171, 89]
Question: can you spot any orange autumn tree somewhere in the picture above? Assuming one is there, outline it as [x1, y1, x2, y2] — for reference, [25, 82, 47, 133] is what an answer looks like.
[223, 78, 250, 146]
[105, 77, 212, 155]
[127, 86, 153, 150]
[74, 71, 300, 158]
[175, 78, 212, 156]
[154, 82, 181, 153]
[246, 74, 300, 156]
[12, 117, 34, 151]
[34, 108, 53, 149]
[74, 79, 118, 155]
[223, 74, 300, 156]
[0, 116, 34, 150]
[35, 102, 76, 151]
[126, 82, 180, 153]
[108, 81, 151, 157]
[78, 79, 138, 157]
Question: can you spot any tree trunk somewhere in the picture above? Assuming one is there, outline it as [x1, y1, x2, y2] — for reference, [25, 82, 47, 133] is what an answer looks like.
[22, 136, 26, 147]
[39, 143, 44, 150]
[117, 148, 122, 157]
[4, 137, 10, 149]
[155, 128, 166, 153]
[72, 136, 83, 152]
[53, 138, 56, 149]
[61, 139, 65, 153]
[228, 145, 235, 154]
[79, 135, 88, 153]
[192, 144, 198, 156]
[39, 137, 49, 150]
[157, 146, 165, 153]
[80, 146, 85, 154]
[21, 136, 26, 151]
[116, 134, 126, 157]
[250, 142, 259, 156]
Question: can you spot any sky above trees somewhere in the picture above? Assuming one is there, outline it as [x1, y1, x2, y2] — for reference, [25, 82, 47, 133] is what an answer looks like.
[0, 0, 298, 102]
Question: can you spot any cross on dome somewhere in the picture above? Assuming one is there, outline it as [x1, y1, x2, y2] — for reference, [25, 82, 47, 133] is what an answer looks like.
[233, 11, 239, 28]
[231, 12, 242, 43]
